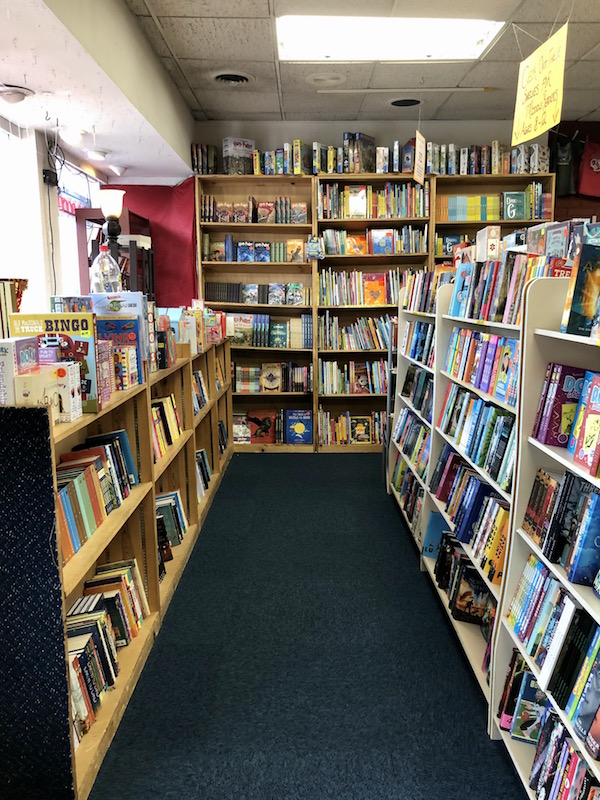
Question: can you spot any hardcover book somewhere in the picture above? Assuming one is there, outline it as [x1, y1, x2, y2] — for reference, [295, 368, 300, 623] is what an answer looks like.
[247, 410, 277, 443]
[565, 243, 600, 337]
[539, 364, 586, 447]
[96, 316, 144, 387]
[284, 409, 313, 444]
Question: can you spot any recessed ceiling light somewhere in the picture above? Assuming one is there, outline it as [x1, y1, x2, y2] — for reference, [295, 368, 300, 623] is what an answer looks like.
[276, 16, 505, 61]
[305, 73, 346, 87]
[391, 98, 421, 107]
[0, 84, 34, 104]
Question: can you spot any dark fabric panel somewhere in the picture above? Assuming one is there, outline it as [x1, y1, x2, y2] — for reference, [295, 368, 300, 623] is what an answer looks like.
[0, 407, 74, 800]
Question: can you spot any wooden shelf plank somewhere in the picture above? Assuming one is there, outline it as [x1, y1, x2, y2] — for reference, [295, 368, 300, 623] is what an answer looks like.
[234, 443, 315, 453]
[149, 356, 189, 386]
[318, 443, 382, 453]
[159, 523, 200, 615]
[153, 429, 193, 481]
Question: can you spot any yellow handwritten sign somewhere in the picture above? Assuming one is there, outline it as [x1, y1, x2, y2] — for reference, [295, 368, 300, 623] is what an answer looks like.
[512, 22, 568, 146]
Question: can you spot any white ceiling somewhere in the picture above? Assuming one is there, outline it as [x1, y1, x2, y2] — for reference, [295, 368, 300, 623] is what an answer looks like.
[1, 0, 600, 181]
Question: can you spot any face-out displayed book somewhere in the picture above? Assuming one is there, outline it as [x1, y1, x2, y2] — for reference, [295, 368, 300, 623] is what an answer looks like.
[284, 409, 312, 444]
[9, 312, 101, 413]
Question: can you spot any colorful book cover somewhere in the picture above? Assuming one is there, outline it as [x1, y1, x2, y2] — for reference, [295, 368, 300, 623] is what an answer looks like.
[449, 261, 474, 317]
[246, 410, 277, 443]
[254, 242, 271, 263]
[96, 316, 144, 386]
[236, 241, 254, 262]
[268, 283, 285, 305]
[89, 292, 149, 363]
[9, 312, 100, 413]
[540, 365, 586, 447]
[242, 284, 259, 304]
[0, 336, 38, 405]
[268, 321, 288, 348]
[350, 415, 372, 444]
[260, 363, 282, 392]
[370, 229, 395, 255]
[286, 239, 305, 262]
[284, 409, 313, 444]
[492, 338, 518, 404]
[565, 243, 600, 337]
[363, 273, 386, 306]
[285, 283, 304, 306]
[568, 494, 600, 585]
[232, 414, 251, 445]
[509, 671, 547, 744]
[573, 375, 600, 472]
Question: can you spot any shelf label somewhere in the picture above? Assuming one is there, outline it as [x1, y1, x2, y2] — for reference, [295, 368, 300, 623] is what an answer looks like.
[511, 22, 568, 146]
[414, 131, 426, 186]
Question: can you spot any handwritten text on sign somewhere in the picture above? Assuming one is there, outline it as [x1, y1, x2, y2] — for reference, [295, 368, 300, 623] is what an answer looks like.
[512, 22, 568, 146]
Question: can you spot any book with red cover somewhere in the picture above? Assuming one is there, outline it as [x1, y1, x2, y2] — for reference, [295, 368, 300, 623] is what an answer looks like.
[538, 364, 586, 448]
[436, 452, 463, 504]
[246, 410, 277, 444]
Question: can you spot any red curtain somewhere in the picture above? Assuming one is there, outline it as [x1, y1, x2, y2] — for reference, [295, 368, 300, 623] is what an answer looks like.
[112, 177, 196, 307]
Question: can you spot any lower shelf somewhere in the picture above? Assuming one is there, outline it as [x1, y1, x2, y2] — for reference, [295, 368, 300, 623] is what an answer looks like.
[495, 722, 536, 799]
[422, 555, 490, 703]
[233, 443, 315, 453]
[318, 443, 383, 453]
[389, 483, 420, 545]
[74, 611, 160, 800]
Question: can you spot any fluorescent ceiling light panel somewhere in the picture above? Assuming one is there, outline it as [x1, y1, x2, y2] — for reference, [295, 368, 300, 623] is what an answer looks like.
[276, 16, 505, 61]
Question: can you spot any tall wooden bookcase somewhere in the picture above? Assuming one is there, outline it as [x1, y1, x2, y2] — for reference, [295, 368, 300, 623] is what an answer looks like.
[2, 341, 232, 800]
[195, 173, 431, 452]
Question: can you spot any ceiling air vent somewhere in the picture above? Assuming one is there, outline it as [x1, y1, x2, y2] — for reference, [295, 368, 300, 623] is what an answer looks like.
[214, 73, 250, 85]
[391, 98, 421, 107]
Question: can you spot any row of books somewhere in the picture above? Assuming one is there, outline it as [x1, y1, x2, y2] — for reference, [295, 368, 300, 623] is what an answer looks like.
[430, 448, 509, 584]
[320, 226, 427, 256]
[150, 394, 183, 461]
[204, 281, 310, 306]
[444, 328, 520, 408]
[317, 311, 392, 352]
[438, 382, 516, 491]
[317, 408, 386, 446]
[204, 236, 306, 264]
[401, 265, 455, 314]
[56, 430, 139, 564]
[217, 419, 228, 454]
[433, 531, 495, 627]
[400, 364, 433, 424]
[425, 140, 548, 176]
[523, 468, 600, 583]
[391, 408, 430, 480]
[156, 489, 189, 577]
[233, 408, 313, 445]
[506, 556, 600, 720]
[226, 313, 313, 350]
[199, 194, 308, 224]
[318, 268, 400, 307]
[400, 319, 435, 369]
[317, 180, 430, 221]
[317, 358, 388, 396]
[434, 233, 470, 257]
[68, 558, 149, 744]
[195, 448, 212, 503]
[390, 455, 424, 534]
[448, 248, 569, 326]
[232, 362, 312, 394]
[191, 368, 209, 416]
[436, 183, 551, 222]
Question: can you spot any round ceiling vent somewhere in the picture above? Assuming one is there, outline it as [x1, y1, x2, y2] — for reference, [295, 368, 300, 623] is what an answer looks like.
[0, 84, 35, 104]
[391, 98, 421, 107]
[214, 73, 251, 85]
[305, 73, 346, 88]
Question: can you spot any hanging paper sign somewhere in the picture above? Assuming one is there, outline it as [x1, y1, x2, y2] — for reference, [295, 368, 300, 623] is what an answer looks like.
[512, 22, 568, 146]
[414, 130, 426, 186]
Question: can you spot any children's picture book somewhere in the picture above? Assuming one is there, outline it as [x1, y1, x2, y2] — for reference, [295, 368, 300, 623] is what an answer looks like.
[284, 409, 313, 444]
[232, 414, 251, 445]
[9, 312, 101, 413]
[350, 415, 372, 444]
[363, 273, 386, 306]
[247, 409, 277, 443]
[345, 234, 367, 255]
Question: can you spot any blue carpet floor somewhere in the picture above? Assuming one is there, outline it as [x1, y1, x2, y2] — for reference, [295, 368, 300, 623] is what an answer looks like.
[89, 453, 523, 800]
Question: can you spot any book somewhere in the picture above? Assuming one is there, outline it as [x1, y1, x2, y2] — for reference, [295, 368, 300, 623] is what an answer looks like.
[538, 364, 585, 447]
[284, 409, 313, 444]
[573, 375, 600, 473]
[509, 671, 546, 743]
[9, 312, 101, 413]
[247, 410, 276, 443]
[565, 243, 600, 337]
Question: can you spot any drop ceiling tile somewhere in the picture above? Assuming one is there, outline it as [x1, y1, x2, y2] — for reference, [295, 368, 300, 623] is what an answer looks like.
[513, 0, 600, 23]
[192, 109, 209, 121]
[159, 17, 275, 61]
[177, 60, 278, 92]
[279, 63, 374, 93]
[433, 90, 517, 119]
[123, 0, 148, 15]
[175, 84, 204, 112]
[582, 42, 600, 59]
[137, 16, 171, 58]
[282, 93, 364, 118]
[193, 90, 280, 114]
[203, 111, 283, 121]
[358, 91, 450, 120]
[578, 107, 600, 121]
[144, 0, 269, 16]
[561, 90, 600, 118]
[565, 60, 600, 88]
[160, 56, 185, 88]
[386, 0, 521, 17]
[274, 0, 395, 15]
[459, 61, 520, 89]
[370, 63, 471, 89]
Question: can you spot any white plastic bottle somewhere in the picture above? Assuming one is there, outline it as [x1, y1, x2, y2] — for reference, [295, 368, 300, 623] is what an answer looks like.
[89, 244, 122, 292]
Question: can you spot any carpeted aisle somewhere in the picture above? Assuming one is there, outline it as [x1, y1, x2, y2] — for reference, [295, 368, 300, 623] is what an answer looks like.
[90, 453, 523, 800]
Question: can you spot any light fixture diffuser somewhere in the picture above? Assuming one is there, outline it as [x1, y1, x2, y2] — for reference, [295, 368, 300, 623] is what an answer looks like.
[276, 16, 505, 62]
[99, 189, 125, 219]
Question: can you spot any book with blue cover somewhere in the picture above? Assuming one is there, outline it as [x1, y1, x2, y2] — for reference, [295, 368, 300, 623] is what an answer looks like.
[284, 409, 313, 444]
[448, 261, 474, 317]
[567, 493, 600, 585]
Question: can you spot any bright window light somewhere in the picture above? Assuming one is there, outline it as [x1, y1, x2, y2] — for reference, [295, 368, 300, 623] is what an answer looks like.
[276, 16, 505, 62]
